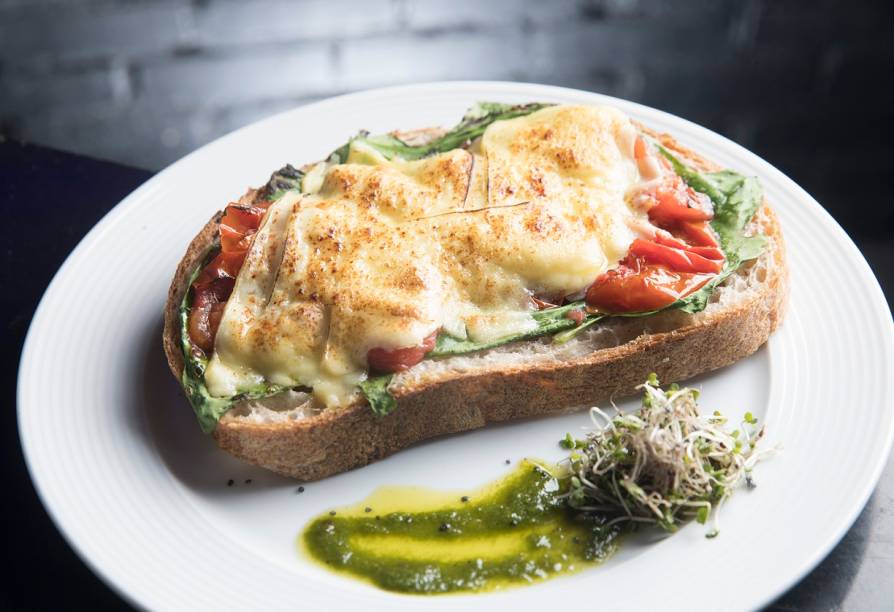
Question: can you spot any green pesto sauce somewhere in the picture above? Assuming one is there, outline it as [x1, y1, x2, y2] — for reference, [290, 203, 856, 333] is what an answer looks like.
[300, 460, 620, 594]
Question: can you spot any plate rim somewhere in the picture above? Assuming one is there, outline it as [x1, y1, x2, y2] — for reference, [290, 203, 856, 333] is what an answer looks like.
[17, 80, 894, 610]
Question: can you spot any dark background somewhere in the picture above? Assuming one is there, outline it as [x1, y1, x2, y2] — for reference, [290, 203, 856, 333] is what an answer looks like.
[4, 0, 893, 610]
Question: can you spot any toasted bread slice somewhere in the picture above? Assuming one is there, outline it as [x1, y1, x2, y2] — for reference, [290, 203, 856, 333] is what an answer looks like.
[163, 129, 787, 480]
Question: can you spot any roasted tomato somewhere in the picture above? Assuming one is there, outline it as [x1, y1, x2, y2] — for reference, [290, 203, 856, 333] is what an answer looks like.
[652, 230, 720, 256]
[628, 238, 723, 274]
[674, 220, 719, 248]
[531, 295, 560, 310]
[187, 202, 270, 353]
[584, 137, 726, 313]
[586, 257, 714, 313]
[367, 332, 439, 374]
[188, 276, 236, 354]
[219, 205, 267, 254]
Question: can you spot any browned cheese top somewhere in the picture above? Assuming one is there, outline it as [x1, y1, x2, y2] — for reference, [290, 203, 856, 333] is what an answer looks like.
[205, 105, 654, 406]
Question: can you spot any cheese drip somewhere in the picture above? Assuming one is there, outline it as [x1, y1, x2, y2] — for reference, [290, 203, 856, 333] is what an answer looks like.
[205, 105, 647, 406]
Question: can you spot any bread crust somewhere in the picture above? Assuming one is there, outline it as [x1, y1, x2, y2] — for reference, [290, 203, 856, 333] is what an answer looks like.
[162, 129, 787, 480]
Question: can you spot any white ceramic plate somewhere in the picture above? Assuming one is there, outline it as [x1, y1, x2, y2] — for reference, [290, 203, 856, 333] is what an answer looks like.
[18, 82, 894, 611]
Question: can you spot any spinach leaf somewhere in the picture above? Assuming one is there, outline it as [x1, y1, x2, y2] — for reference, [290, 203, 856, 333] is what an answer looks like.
[335, 102, 551, 162]
[553, 314, 606, 343]
[265, 163, 305, 201]
[658, 149, 727, 205]
[359, 375, 397, 416]
[429, 303, 585, 357]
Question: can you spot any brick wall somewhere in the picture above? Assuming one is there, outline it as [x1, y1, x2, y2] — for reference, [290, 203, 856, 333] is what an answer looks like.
[1, 0, 892, 242]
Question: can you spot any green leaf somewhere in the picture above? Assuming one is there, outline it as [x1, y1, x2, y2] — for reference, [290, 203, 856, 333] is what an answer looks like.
[429, 302, 582, 357]
[180, 368, 233, 434]
[658, 147, 728, 205]
[558, 433, 587, 450]
[265, 163, 304, 200]
[553, 314, 605, 344]
[696, 505, 710, 524]
[335, 102, 551, 162]
[359, 374, 397, 416]
[327, 139, 353, 165]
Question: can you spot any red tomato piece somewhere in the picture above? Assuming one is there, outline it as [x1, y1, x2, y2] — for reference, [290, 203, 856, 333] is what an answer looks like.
[675, 220, 719, 247]
[684, 245, 724, 261]
[367, 331, 439, 374]
[652, 230, 690, 250]
[628, 239, 723, 274]
[188, 277, 236, 354]
[221, 205, 266, 236]
[188, 203, 270, 351]
[219, 223, 255, 255]
[647, 175, 714, 227]
[192, 251, 245, 291]
[566, 309, 586, 324]
[586, 260, 713, 313]
[220, 205, 265, 254]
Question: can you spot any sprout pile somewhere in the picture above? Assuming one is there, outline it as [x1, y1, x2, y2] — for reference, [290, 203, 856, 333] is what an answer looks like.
[560, 374, 775, 537]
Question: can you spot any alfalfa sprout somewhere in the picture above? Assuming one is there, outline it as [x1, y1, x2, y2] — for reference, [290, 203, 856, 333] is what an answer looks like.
[561, 374, 776, 537]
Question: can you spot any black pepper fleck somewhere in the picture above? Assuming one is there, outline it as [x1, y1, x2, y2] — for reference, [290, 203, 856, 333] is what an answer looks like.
[461, 496, 470, 503]
[438, 523, 450, 532]
[364, 507, 372, 513]
[296, 486, 305, 494]
[505, 459, 511, 465]
[227, 479, 234, 487]
[244, 479, 252, 484]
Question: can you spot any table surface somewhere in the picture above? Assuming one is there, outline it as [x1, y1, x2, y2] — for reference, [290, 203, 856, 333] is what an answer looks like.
[4, 140, 893, 611]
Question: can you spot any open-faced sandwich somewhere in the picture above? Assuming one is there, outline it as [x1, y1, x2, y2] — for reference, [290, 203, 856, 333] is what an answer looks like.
[163, 102, 787, 480]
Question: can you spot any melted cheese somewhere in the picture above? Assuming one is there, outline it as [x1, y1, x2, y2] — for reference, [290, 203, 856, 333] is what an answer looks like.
[205, 105, 651, 406]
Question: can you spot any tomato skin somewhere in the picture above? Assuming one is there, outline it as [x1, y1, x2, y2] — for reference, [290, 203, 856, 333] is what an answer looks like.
[188, 202, 269, 353]
[219, 205, 266, 253]
[188, 277, 236, 353]
[531, 296, 560, 310]
[684, 245, 724, 261]
[222, 205, 267, 234]
[649, 183, 713, 226]
[586, 259, 713, 313]
[193, 251, 245, 291]
[367, 332, 438, 374]
[628, 238, 723, 274]
[676, 220, 719, 247]
[566, 308, 586, 324]
[219, 224, 254, 255]
[651, 231, 690, 250]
